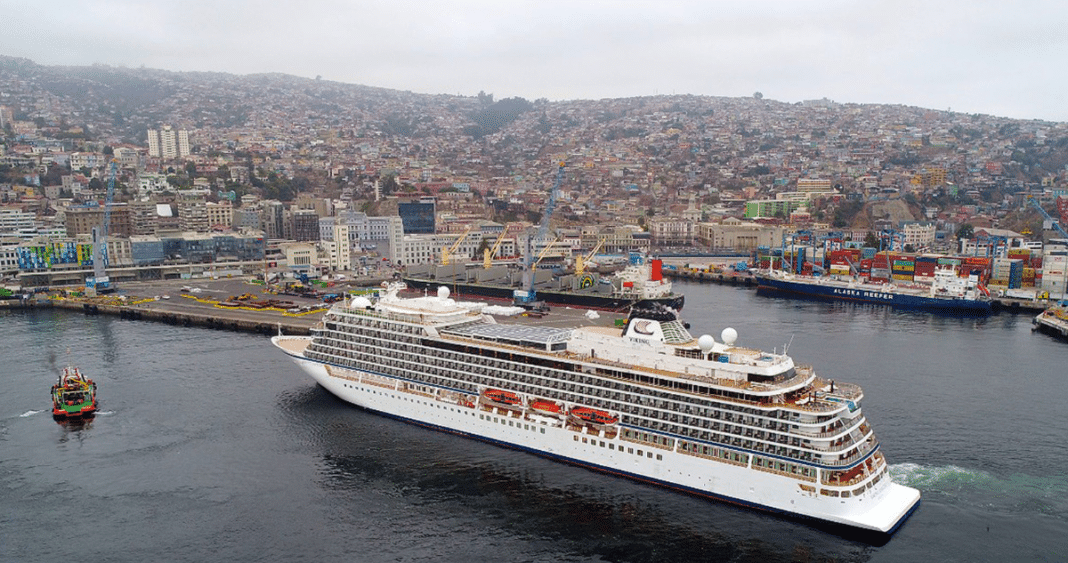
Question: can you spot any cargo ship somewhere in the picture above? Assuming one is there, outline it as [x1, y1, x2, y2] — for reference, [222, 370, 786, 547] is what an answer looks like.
[755, 266, 992, 315]
[403, 257, 684, 312]
[272, 283, 920, 538]
[1033, 301, 1068, 340]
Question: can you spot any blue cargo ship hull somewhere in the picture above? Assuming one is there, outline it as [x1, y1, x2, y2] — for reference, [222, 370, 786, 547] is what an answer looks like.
[756, 273, 992, 315]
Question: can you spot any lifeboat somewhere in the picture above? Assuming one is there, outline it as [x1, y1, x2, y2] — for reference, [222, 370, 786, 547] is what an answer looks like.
[570, 406, 618, 426]
[482, 388, 521, 406]
[530, 399, 563, 415]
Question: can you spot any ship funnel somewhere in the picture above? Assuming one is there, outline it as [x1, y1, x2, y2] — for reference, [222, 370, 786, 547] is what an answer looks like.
[651, 259, 663, 281]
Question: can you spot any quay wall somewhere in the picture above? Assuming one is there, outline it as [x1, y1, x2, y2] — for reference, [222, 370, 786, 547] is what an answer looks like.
[661, 269, 757, 287]
[0, 298, 313, 336]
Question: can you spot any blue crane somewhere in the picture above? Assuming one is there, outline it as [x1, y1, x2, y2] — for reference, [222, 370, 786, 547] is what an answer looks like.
[87, 160, 117, 293]
[1028, 196, 1068, 240]
[515, 161, 564, 310]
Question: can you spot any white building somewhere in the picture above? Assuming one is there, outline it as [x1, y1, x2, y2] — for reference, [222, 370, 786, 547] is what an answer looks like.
[147, 125, 191, 159]
[901, 223, 937, 250]
[0, 207, 37, 238]
[395, 231, 489, 267]
[69, 152, 102, 171]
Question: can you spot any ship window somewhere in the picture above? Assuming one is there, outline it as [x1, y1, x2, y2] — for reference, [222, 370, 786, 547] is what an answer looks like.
[637, 450, 643, 456]
[541, 429, 545, 434]
[656, 454, 662, 461]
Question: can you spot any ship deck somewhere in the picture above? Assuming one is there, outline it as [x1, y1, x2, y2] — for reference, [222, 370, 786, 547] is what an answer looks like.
[275, 336, 312, 355]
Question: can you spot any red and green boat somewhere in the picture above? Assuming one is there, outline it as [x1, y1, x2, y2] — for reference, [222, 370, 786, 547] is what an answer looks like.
[51, 365, 97, 419]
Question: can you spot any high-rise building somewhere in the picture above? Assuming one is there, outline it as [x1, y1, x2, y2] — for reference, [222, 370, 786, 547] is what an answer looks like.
[177, 199, 209, 233]
[292, 209, 321, 242]
[147, 125, 191, 159]
[398, 200, 436, 234]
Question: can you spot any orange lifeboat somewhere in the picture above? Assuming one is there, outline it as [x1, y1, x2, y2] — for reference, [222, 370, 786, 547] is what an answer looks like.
[530, 399, 562, 414]
[483, 388, 521, 405]
[570, 406, 618, 425]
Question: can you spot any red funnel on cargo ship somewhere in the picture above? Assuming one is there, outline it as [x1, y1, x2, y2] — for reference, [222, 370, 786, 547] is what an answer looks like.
[651, 259, 663, 281]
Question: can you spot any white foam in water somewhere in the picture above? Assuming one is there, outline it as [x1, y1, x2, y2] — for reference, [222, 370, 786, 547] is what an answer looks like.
[890, 462, 994, 490]
[20, 410, 42, 417]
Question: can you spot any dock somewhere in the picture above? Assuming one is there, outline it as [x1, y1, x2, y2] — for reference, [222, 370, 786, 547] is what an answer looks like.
[0, 276, 629, 336]
[661, 268, 757, 287]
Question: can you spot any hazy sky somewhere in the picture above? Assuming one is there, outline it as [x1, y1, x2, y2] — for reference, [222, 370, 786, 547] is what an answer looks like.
[4, 0, 1068, 121]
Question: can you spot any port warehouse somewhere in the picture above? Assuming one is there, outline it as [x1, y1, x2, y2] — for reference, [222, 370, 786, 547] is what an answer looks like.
[3, 232, 268, 288]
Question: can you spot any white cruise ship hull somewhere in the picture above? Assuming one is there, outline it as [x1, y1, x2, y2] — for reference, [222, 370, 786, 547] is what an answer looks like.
[274, 336, 919, 537]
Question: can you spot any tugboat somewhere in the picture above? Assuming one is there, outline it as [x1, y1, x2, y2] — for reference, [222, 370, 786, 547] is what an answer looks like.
[51, 365, 98, 419]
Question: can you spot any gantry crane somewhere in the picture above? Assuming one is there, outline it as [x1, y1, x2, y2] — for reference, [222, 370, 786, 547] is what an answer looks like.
[86, 160, 117, 294]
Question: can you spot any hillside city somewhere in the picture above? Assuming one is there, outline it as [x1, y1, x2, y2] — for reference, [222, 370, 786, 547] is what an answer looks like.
[1, 56, 1067, 297]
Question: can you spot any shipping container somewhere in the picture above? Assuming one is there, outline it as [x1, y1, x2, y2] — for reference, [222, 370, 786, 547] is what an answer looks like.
[914, 260, 937, 274]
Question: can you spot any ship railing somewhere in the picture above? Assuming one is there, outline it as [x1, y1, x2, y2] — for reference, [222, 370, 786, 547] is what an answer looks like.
[752, 460, 818, 483]
[816, 440, 877, 469]
[801, 425, 873, 452]
[438, 335, 841, 414]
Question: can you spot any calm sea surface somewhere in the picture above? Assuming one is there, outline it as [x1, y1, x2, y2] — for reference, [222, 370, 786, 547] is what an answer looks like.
[2, 280, 1066, 562]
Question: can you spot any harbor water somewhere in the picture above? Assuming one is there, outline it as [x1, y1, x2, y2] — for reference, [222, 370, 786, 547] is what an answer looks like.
[1, 280, 1065, 562]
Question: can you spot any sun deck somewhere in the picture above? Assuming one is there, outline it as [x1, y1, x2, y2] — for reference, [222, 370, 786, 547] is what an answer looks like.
[275, 336, 312, 355]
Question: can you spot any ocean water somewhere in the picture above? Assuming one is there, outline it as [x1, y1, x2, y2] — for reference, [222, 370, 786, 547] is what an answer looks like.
[1, 281, 1065, 562]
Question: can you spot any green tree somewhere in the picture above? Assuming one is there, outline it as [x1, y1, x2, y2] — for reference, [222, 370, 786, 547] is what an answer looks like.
[864, 232, 879, 248]
[956, 223, 975, 240]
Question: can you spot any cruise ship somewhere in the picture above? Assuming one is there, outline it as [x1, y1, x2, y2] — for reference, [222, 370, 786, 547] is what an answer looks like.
[272, 284, 920, 537]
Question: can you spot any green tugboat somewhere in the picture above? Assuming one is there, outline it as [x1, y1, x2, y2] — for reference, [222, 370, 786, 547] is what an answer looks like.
[51, 365, 97, 419]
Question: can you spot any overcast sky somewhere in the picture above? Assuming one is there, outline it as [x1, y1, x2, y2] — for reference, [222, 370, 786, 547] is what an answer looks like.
[4, 0, 1068, 121]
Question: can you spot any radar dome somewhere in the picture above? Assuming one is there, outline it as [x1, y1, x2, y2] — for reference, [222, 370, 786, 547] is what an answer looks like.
[698, 334, 715, 355]
[352, 296, 372, 309]
[720, 327, 738, 346]
[437, 286, 451, 300]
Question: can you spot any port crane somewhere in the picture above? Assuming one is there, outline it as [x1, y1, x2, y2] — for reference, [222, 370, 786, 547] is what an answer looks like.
[575, 237, 606, 275]
[441, 225, 474, 266]
[1028, 196, 1068, 240]
[482, 224, 514, 269]
[515, 161, 564, 309]
[86, 160, 117, 294]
